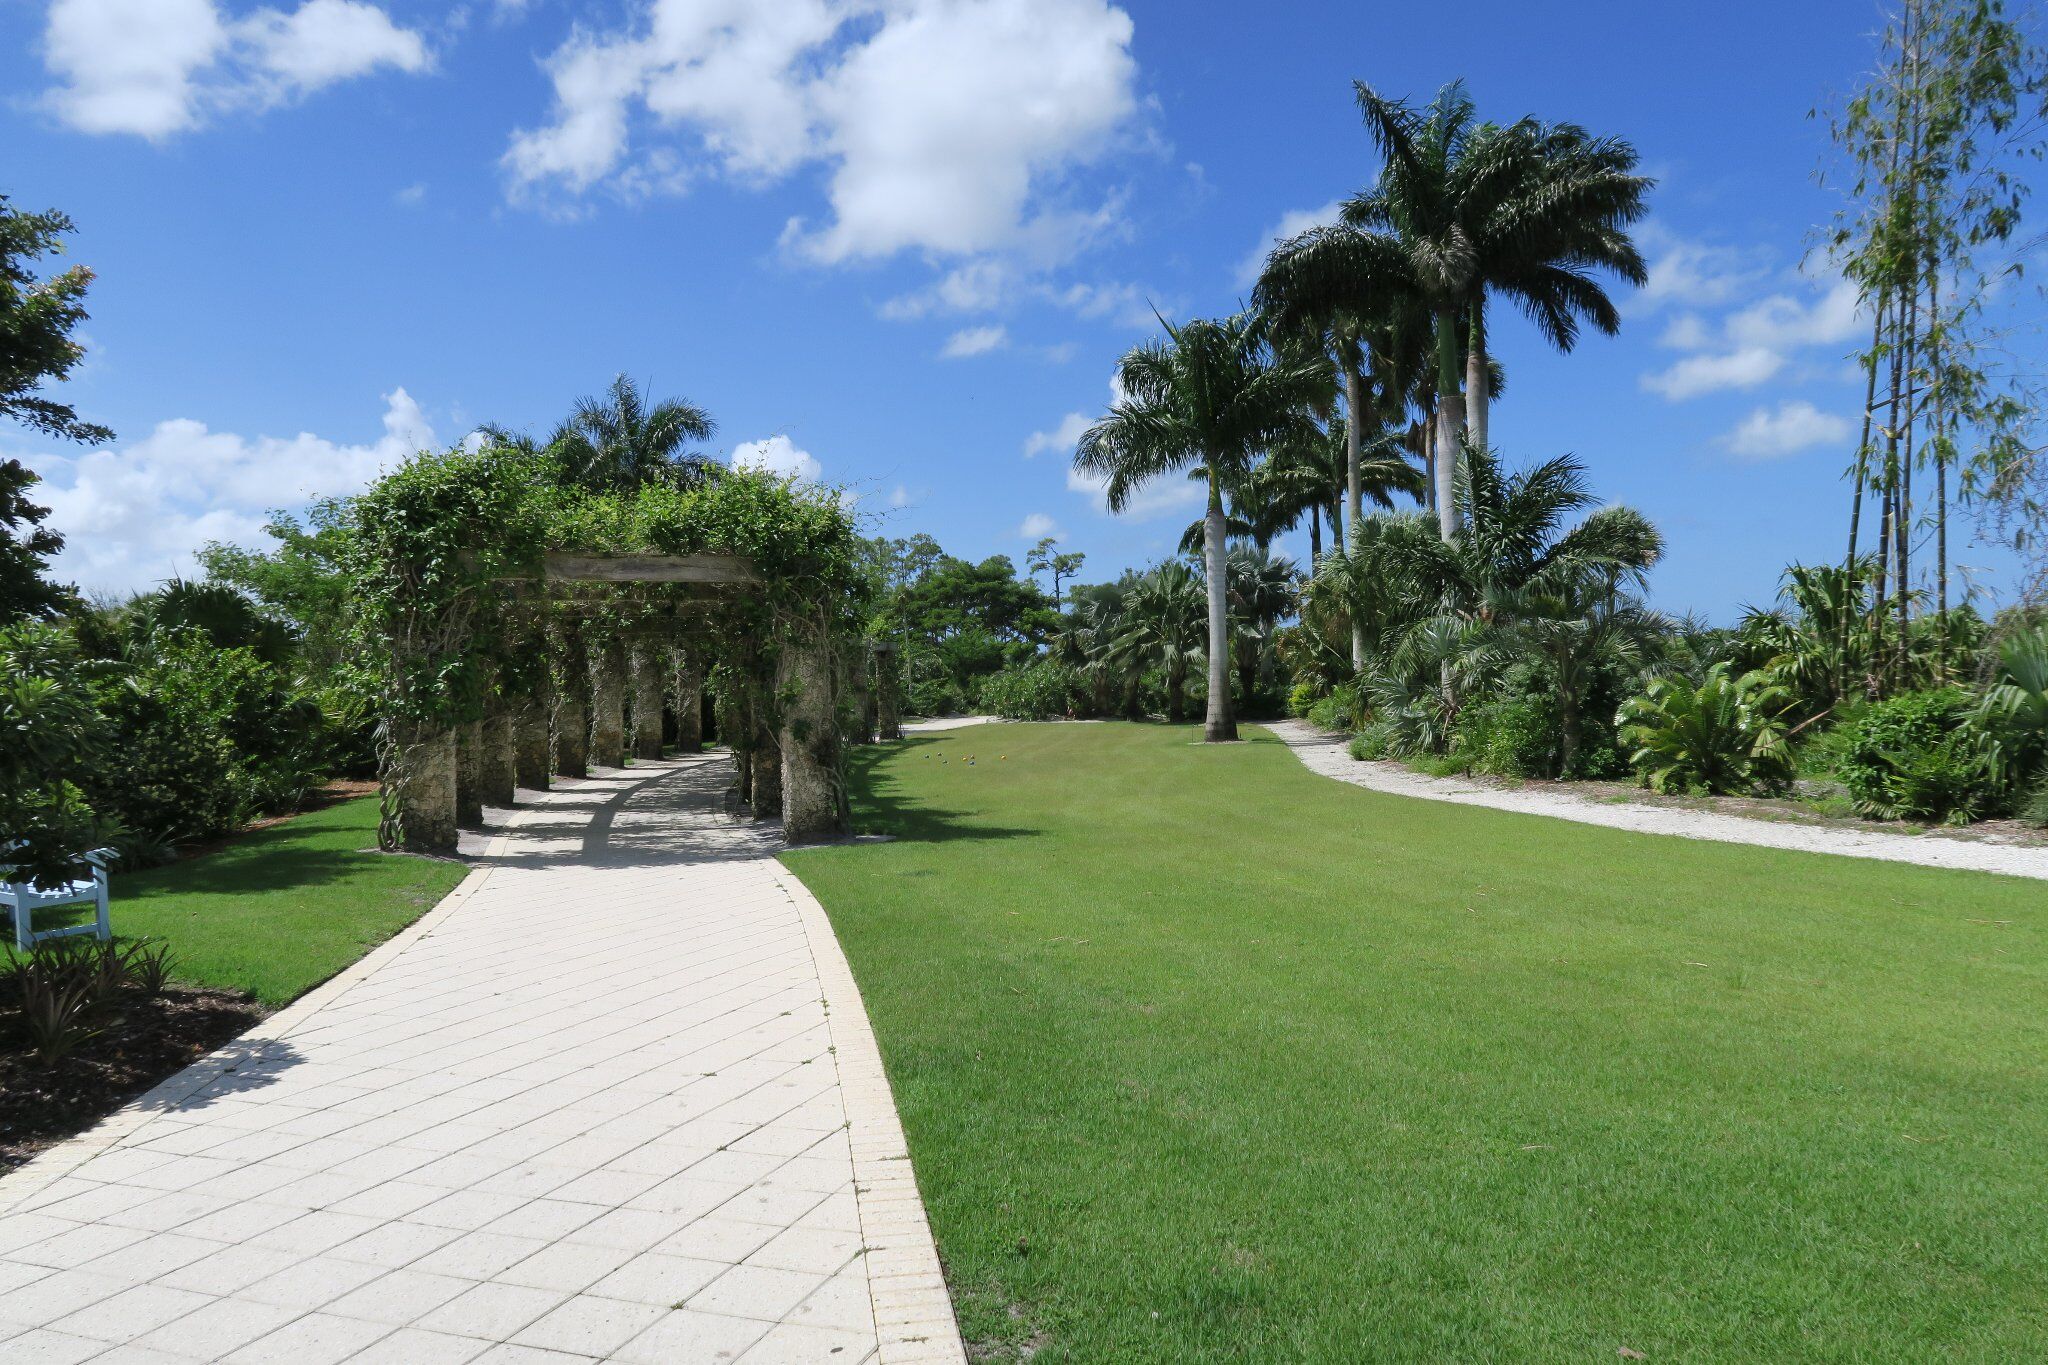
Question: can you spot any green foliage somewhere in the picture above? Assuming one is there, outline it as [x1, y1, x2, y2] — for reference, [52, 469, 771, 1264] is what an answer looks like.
[0, 196, 111, 445]
[1827, 688, 1995, 824]
[1287, 679, 1324, 719]
[1452, 687, 1557, 779]
[0, 621, 113, 888]
[199, 500, 356, 676]
[0, 459, 76, 623]
[1975, 624, 2048, 798]
[1617, 663, 1796, 796]
[1305, 681, 1364, 733]
[978, 662, 1083, 721]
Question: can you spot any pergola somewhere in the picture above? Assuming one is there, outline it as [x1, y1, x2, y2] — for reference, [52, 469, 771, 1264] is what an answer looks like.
[377, 549, 898, 854]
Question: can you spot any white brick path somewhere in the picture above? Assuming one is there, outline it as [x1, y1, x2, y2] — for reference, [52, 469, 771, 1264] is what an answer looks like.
[0, 756, 965, 1364]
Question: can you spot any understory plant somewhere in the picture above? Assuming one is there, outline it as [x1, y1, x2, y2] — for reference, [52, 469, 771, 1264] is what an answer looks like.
[978, 661, 1083, 721]
[1826, 689, 1995, 825]
[1617, 663, 1795, 796]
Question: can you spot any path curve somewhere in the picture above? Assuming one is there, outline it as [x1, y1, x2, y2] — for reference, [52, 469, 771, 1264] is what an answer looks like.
[0, 755, 965, 1364]
[1266, 719, 2048, 882]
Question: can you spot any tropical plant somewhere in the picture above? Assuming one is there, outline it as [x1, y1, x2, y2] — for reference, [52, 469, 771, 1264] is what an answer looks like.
[1976, 624, 2048, 796]
[0, 621, 114, 888]
[1617, 663, 1797, 796]
[0, 195, 112, 446]
[547, 374, 718, 492]
[979, 661, 1084, 721]
[1827, 688, 1995, 824]
[1107, 561, 1208, 724]
[1257, 81, 1650, 535]
[1225, 545, 1299, 711]
[1075, 311, 1328, 740]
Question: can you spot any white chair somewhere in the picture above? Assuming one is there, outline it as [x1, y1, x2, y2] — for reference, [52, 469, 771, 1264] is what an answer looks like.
[1, 847, 115, 952]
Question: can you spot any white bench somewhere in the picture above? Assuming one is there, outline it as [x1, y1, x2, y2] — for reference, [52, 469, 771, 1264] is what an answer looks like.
[1, 848, 115, 952]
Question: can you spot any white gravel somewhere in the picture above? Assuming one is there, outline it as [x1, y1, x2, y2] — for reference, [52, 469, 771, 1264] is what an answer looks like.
[901, 715, 1005, 732]
[1265, 718, 2048, 882]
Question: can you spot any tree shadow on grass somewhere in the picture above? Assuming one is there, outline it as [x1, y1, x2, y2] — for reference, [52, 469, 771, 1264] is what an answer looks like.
[844, 738, 1038, 846]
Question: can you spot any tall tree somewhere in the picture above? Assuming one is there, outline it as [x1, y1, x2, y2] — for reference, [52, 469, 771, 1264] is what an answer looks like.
[550, 374, 717, 491]
[1, 197, 110, 446]
[1025, 536, 1087, 606]
[1075, 312, 1328, 741]
[0, 459, 75, 622]
[1258, 82, 1650, 540]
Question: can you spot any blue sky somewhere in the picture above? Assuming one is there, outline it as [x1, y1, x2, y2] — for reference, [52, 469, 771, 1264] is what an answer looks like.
[1, 0, 2032, 618]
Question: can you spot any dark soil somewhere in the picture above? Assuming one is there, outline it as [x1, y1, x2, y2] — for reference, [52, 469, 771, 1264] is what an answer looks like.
[0, 987, 264, 1175]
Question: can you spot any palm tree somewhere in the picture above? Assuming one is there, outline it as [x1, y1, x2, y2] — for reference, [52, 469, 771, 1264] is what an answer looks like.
[1226, 546, 1299, 708]
[550, 375, 718, 492]
[1257, 82, 1650, 538]
[1075, 312, 1328, 741]
[1109, 562, 1208, 723]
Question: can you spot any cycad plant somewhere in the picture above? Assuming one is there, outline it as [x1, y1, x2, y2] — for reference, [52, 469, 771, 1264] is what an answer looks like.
[1076, 312, 1327, 740]
[1617, 663, 1796, 796]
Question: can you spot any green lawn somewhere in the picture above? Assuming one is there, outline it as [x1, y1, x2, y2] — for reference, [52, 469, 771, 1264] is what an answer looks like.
[101, 797, 468, 1006]
[783, 722, 2048, 1363]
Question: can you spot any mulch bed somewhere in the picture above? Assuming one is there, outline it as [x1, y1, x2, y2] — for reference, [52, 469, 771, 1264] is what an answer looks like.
[0, 987, 264, 1176]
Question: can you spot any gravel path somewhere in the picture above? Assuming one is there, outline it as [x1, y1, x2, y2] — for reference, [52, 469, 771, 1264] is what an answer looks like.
[1265, 719, 2048, 882]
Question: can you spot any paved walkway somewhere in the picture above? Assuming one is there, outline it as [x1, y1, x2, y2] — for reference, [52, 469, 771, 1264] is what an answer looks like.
[0, 756, 964, 1364]
[1269, 719, 2048, 881]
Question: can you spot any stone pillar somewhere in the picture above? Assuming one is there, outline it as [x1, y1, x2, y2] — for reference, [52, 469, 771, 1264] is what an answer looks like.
[670, 648, 705, 754]
[723, 689, 753, 806]
[514, 685, 552, 791]
[455, 719, 485, 830]
[629, 640, 665, 761]
[589, 638, 627, 768]
[778, 627, 849, 844]
[552, 624, 589, 779]
[383, 721, 457, 853]
[847, 649, 876, 746]
[873, 642, 902, 740]
[481, 710, 517, 807]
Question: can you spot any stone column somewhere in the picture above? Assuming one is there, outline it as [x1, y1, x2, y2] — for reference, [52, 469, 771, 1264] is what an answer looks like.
[670, 647, 705, 754]
[383, 721, 457, 853]
[873, 642, 902, 740]
[778, 626, 848, 844]
[455, 718, 485, 830]
[589, 637, 627, 768]
[514, 680, 552, 791]
[481, 709, 517, 807]
[629, 639, 665, 761]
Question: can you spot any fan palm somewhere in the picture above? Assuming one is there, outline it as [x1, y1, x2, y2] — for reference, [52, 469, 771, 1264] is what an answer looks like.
[1075, 312, 1328, 741]
[1257, 82, 1650, 538]
[1226, 545, 1299, 708]
[549, 374, 717, 492]
[1109, 561, 1208, 724]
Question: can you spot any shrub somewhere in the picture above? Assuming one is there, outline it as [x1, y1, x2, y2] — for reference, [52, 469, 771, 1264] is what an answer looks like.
[1976, 625, 2048, 803]
[1827, 688, 1995, 825]
[2023, 776, 2048, 828]
[1287, 680, 1324, 720]
[1617, 663, 1796, 796]
[4, 941, 117, 1066]
[1453, 690, 1556, 779]
[1305, 681, 1365, 734]
[978, 662, 1082, 721]
[905, 675, 965, 717]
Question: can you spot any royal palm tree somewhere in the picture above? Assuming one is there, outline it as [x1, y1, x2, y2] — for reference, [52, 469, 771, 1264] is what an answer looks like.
[1257, 82, 1650, 538]
[1075, 313, 1328, 741]
[550, 374, 718, 492]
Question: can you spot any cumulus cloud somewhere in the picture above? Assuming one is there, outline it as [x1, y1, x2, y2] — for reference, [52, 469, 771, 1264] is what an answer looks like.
[1023, 412, 1089, 459]
[1233, 199, 1342, 288]
[503, 0, 1141, 278]
[887, 484, 914, 508]
[1723, 401, 1852, 460]
[730, 434, 822, 483]
[1641, 346, 1785, 400]
[15, 388, 434, 594]
[1725, 280, 1863, 351]
[41, 0, 430, 138]
[1630, 223, 1771, 312]
[1018, 512, 1061, 539]
[1065, 463, 1202, 520]
[940, 325, 1007, 359]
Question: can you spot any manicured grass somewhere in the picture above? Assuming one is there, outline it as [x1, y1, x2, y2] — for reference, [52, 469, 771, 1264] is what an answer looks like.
[103, 797, 468, 1007]
[783, 722, 2048, 1362]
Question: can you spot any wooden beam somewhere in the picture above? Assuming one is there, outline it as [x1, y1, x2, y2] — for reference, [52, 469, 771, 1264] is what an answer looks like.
[543, 552, 758, 585]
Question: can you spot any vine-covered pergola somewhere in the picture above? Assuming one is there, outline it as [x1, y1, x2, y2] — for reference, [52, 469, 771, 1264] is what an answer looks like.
[341, 445, 898, 851]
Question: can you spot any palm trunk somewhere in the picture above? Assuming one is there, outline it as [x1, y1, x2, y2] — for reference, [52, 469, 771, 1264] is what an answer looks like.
[1465, 300, 1488, 457]
[1844, 297, 1884, 699]
[1343, 365, 1367, 673]
[1308, 503, 1322, 563]
[1433, 307, 1464, 538]
[1202, 475, 1236, 742]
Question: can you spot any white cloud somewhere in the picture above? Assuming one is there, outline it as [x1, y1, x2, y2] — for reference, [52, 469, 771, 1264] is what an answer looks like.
[41, 0, 430, 138]
[1641, 346, 1785, 400]
[1723, 401, 1852, 460]
[395, 181, 426, 206]
[1018, 512, 1061, 539]
[1725, 279, 1864, 351]
[887, 484, 913, 508]
[1023, 412, 1089, 459]
[730, 434, 822, 483]
[1233, 199, 1342, 288]
[1065, 463, 1203, 521]
[1631, 224, 1770, 312]
[504, 0, 1141, 277]
[939, 325, 1007, 359]
[15, 388, 434, 594]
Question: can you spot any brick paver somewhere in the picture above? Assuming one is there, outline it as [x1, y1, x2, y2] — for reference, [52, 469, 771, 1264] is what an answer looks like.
[0, 756, 965, 1363]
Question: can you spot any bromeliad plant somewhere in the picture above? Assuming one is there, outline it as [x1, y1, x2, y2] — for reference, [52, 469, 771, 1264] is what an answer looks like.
[1617, 662, 1796, 796]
